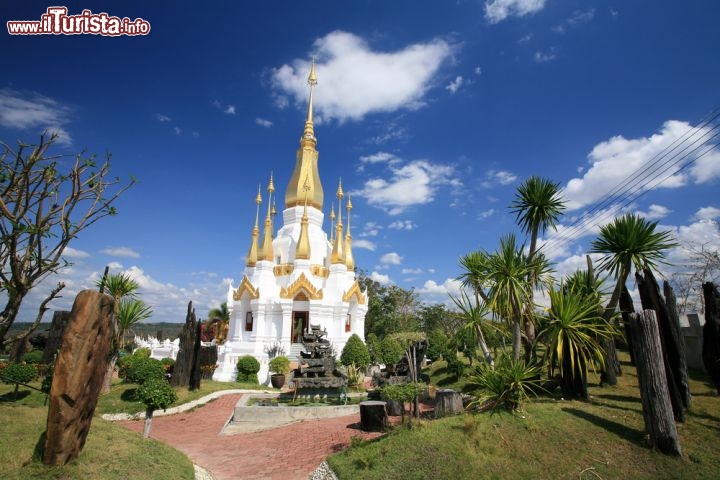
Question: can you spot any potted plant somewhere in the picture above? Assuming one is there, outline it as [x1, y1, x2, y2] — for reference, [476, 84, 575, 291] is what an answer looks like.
[268, 355, 290, 389]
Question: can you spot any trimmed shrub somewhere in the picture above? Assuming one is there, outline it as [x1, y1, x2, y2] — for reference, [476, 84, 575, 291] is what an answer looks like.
[160, 357, 175, 375]
[126, 357, 166, 385]
[380, 336, 404, 367]
[426, 329, 448, 362]
[22, 349, 44, 364]
[340, 334, 371, 369]
[268, 355, 290, 375]
[137, 377, 177, 412]
[365, 333, 381, 365]
[1, 362, 37, 397]
[236, 355, 260, 384]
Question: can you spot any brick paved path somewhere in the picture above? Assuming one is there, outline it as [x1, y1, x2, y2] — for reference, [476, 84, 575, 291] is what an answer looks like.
[117, 394, 383, 480]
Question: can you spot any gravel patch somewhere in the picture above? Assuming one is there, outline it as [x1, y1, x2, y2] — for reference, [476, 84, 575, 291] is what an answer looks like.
[308, 461, 338, 480]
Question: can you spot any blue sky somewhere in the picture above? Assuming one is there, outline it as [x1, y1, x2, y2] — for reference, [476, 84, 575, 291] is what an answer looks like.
[2, 0, 719, 322]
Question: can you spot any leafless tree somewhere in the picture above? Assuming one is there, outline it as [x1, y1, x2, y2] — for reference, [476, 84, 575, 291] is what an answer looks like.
[1, 133, 134, 351]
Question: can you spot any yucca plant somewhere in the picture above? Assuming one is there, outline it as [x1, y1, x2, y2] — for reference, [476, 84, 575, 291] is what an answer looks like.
[540, 286, 618, 399]
[465, 354, 543, 412]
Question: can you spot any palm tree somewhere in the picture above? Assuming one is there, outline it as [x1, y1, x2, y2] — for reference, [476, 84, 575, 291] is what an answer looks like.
[450, 289, 495, 367]
[96, 272, 140, 392]
[510, 176, 566, 261]
[116, 298, 153, 346]
[540, 282, 617, 399]
[485, 234, 552, 361]
[510, 176, 566, 362]
[208, 302, 230, 322]
[590, 213, 678, 385]
[590, 213, 678, 320]
[458, 251, 492, 304]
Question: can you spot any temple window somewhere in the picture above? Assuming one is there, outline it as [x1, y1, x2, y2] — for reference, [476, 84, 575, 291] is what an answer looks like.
[245, 312, 253, 332]
[345, 313, 351, 332]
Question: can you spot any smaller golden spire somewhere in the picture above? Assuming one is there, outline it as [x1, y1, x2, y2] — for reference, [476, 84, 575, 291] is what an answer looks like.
[246, 184, 262, 267]
[261, 173, 275, 261]
[295, 175, 312, 260]
[332, 179, 345, 264]
[345, 195, 355, 270]
[329, 202, 336, 243]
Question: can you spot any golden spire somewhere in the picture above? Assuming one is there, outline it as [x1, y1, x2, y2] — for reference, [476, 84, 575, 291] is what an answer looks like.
[246, 184, 262, 267]
[331, 179, 345, 264]
[345, 195, 354, 270]
[260, 172, 275, 261]
[329, 202, 336, 243]
[295, 175, 311, 260]
[285, 59, 324, 209]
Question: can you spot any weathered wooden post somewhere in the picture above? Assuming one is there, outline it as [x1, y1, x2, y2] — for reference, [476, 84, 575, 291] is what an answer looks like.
[701, 282, 720, 394]
[171, 301, 197, 387]
[435, 389, 463, 418]
[43, 290, 114, 465]
[41, 311, 71, 365]
[629, 310, 682, 456]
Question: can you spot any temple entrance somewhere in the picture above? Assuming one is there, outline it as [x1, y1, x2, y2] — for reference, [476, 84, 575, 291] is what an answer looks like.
[291, 311, 308, 343]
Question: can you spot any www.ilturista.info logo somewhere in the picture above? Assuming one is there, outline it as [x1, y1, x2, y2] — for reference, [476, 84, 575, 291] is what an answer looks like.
[7, 7, 151, 36]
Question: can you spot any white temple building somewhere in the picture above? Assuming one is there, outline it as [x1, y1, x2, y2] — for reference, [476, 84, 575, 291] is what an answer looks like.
[214, 62, 368, 383]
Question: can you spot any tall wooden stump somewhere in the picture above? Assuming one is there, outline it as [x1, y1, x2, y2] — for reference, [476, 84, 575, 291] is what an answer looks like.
[701, 283, 720, 394]
[42, 311, 71, 365]
[360, 401, 388, 432]
[435, 389, 463, 418]
[43, 290, 114, 465]
[171, 301, 197, 387]
[629, 310, 682, 456]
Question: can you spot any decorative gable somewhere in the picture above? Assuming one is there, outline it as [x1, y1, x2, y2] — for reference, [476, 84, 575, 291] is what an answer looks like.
[280, 272, 323, 300]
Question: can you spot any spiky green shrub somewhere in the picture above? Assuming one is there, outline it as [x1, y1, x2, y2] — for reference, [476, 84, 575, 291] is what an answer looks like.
[465, 354, 543, 412]
[236, 355, 260, 383]
[22, 350, 43, 364]
[340, 334, 371, 369]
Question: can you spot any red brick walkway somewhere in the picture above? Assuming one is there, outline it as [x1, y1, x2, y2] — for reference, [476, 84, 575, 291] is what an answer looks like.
[117, 394, 384, 480]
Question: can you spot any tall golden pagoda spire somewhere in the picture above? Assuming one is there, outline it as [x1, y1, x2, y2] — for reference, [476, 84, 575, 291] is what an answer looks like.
[246, 184, 262, 267]
[345, 195, 355, 270]
[285, 58, 324, 209]
[260, 172, 275, 261]
[295, 175, 312, 260]
[331, 179, 345, 264]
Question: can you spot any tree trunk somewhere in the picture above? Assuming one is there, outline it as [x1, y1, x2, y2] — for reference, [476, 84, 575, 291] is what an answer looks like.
[635, 270, 687, 421]
[620, 285, 636, 365]
[476, 326, 494, 368]
[435, 389, 463, 417]
[628, 310, 682, 456]
[523, 317, 535, 364]
[143, 408, 154, 438]
[512, 319, 522, 361]
[101, 354, 118, 394]
[0, 288, 27, 349]
[701, 283, 720, 394]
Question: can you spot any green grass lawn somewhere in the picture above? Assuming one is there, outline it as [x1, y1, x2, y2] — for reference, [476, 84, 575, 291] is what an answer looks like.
[329, 353, 720, 479]
[0, 375, 267, 479]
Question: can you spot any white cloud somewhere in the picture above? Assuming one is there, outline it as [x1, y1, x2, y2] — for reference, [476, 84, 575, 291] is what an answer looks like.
[62, 247, 90, 259]
[562, 120, 720, 211]
[402, 268, 423, 275]
[693, 206, 720, 221]
[482, 169, 517, 188]
[388, 220, 417, 230]
[155, 113, 171, 123]
[446, 76, 464, 94]
[518, 34, 533, 43]
[271, 31, 453, 122]
[360, 221, 380, 237]
[380, 252, 403, 266]
[101, 246, 141, 258]
[479, 209, 495, 219]
[567, 9, 596, 27]
[224, 105, 236, 115]
[474, 66, 483, 76]
[637, 204, 671, 220]
[485, 0, 547, 24]
[359, 152, 400, 164]
[534, 50, 556, 63]
[418, 278, 462, 304]
[173, 127, 182, 135]
[370, 271, 391, 285]
[353, 239, 376, 251]
[192, 131, 200, 138]
[352, 159, 460, 215]
[0, 88, 73, 145]
[108, 261, 124, 269]
[255, 117, 273, 128]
